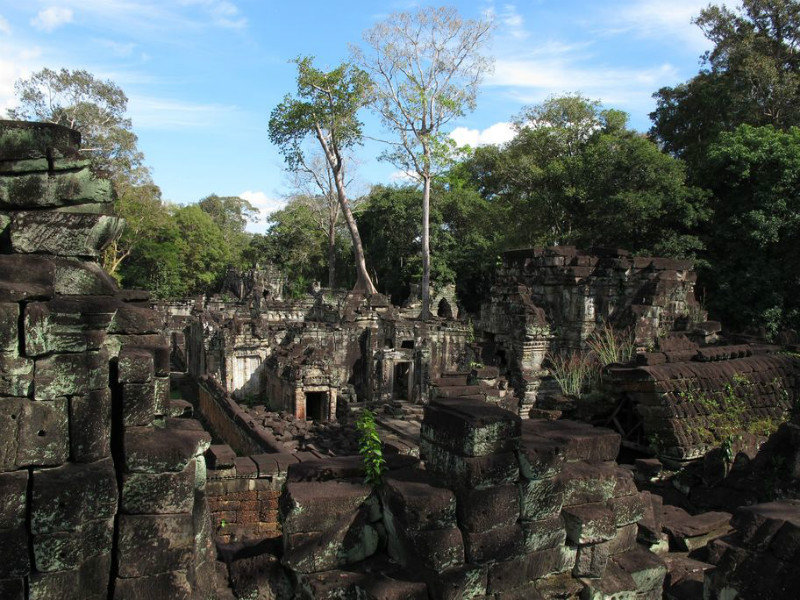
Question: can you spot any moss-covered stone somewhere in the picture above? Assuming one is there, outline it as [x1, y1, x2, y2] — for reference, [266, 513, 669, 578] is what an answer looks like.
[9, 211, 123, 257]
[0, 121, 80, 161]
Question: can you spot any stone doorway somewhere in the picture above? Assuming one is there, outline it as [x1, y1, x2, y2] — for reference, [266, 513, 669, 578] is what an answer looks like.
[305, 391, 327, 421]
[393, 362, 411, 400]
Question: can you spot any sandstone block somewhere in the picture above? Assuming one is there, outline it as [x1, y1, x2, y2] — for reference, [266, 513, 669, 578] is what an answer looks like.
[9, 211, 123, 257]
[283, 523, 379, 573]
[17, 399, 69, 467]
[0, 470, 27, 529]
[109, 304, 163, 335]
[122, 382, 157, 426]
[0, 121, 80, 161]
[0, 302, 18, 353]
[486, 546, 576, 594]
[69, 388, 111, 462]
[573, 541, 610, 578]
[608, 493, 647, 527]
[425, 564, 487, 600]
[518, 476, 563, 521]
[33, 517, 113, 572]
[556, 461, 620, 506]
[281, 480, 374, 535]
[463, 522, 525, 563]
[524, 419, 621, 462]
[0, 527, 30, 578]
[381, 470, 456, 531]
[52, 257, 118, 296]
[389, 526, 465, 571]
[562, 503, 617, 544]
[0, 255, 54, 303]
[520, 513, 567, 552]
[122, 460, 196, 514]
[517, 429, 566, 480]
[124, 423, 211, 473]
[0, 354, 33, 397]
[28, 553, 111, 600]
[0, 168, 111, 209]
[117, 346, 155, 383]
[34, 350, 108, 399]
[117, 514, 194, 578]
[0, 398, 22, 471]
[457, 483, 520, 532]
[421, 438, 519, 489]
[113, 570, 193, 600]
[24, 298, 115, 356]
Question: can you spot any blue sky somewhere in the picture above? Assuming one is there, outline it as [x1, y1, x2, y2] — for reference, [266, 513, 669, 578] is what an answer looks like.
[0, 1, 728, 231]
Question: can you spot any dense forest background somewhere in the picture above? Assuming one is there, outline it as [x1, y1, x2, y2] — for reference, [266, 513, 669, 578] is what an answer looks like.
[7, 0, 800, 339]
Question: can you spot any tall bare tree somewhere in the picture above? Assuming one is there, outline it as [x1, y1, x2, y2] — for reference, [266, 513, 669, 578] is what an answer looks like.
[355, 6, 493, 316]
[269, 57, 377, 295]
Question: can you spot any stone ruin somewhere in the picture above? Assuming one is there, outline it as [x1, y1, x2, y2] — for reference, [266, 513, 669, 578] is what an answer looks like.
[3, 118, 800, 599]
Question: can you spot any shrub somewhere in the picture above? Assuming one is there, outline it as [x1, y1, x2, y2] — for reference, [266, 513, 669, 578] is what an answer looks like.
[586, 322, 636, 366]
[547, 351, 598, 398]
[355, 409, 386, 486]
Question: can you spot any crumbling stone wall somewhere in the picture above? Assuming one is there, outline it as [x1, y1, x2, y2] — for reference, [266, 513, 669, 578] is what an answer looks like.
[0, 121, 217, 599]
[478, 247, 710, 415]
[610, 344, 800, 462]
[278, 399, 667, 599]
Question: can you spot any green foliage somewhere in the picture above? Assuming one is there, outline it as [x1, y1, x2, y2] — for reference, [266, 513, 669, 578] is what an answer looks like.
[546, 351, 598, 398]
[355, 409, 385, 487]
[586, 322, 636, 367]
[462, 95, 708, 257]
[702, 124, 800, 336]
[198, 194, 257, 268]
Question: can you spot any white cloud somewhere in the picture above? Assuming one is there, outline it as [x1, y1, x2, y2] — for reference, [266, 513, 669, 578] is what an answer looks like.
[96, 39, 136, 57]
[450, 122, 515, 147]
[178, 0, 247, 29]
[388, 169, 419, 184]
[499, 4, 528, 40]
[127, 95, 239, 130]
[0, 15, 11, 35]
[240, 190, 286, 231]
[31, 7, 74, 32]
[0, 46, 42, 116]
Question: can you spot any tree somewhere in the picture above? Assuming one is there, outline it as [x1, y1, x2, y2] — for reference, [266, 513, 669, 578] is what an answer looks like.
[355, 6, 494, 317]
[651, 0, 800, 175]
[268, 57, 377, 294]
[8, 67, 150, 186]
[197, 194, 258, 268]
[703, 125, 800, 337]
[462, 95, 708, 256]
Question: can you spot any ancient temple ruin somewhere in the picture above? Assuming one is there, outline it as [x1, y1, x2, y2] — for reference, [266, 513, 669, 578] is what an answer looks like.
[3, 119, 800, 599]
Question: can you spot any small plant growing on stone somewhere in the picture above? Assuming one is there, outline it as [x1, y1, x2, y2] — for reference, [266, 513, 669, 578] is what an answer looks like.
[546, 350, 598, 398]
[586, 322, 636, 366]
[356, 409, 386, 486]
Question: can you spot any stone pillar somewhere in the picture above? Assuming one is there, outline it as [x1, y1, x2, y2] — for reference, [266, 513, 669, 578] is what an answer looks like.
[294, 387, 306, 420]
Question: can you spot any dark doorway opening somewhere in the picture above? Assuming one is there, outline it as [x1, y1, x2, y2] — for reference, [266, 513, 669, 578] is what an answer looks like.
[437, 298, 453, 319]
[393, 362, 410, 400]
[401, 340, 415, 349]
[305, 391, 327, 421]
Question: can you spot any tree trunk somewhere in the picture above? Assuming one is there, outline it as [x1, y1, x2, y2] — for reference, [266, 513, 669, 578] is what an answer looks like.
[327, 216, 336, 289]
[334, 168, 377, 295]
[420, 171, 432, 319]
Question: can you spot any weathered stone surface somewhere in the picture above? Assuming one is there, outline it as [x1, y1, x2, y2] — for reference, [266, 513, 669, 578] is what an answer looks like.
[228, 552, 293, 600]
[69, 388, 111, 462]
[114, 570, 193, 600]
[573, 541, 611, 578]
[31, 458, 117, 534]
[607, 523, 638, 556]
[0, 578, 24, 600]
[281, 480, 374, 535]
[0, 255, 55, 303]
[34, 351, 108, 399]
[661, 505, 732, 551]
[519, 477, 563, 521]
[124, 422, 210, 473]
[33, 517, 113, 572]
[0, 168, 111, 209]
[109, 304, 162, 335]
[463, 522, 525, 563]
[611, 548, 667, 594]
[523, 420, 621, 463]
[0, 302, 19, 353]
[426, 564, 488, 600]
[0, 121, 81, 161]
[122, 460, 196, 514]
[24, 298, 115, 356]
[520, 514, 567, 552]
[421, 397, 521, 457]
[421, 438, 519, 489]
[117, 514, 194, 578]
[17, 399, 69, 467]
[390, 527, 465, 571]
[118, 346, 155, 383]
[357, 576, 429, 600]
[284, 523, 379, 573]
[562, 503, 617, 545]
[28, 553, 111, 600]
[731, 500, 800, 550]
[0, 354, 33, 397]
[0, 398, 22, 470]
[518, 429, 566, 480]
[0, 527, 30, 578]
[122, 382, 157, 426]
[608, 493, 646, 527]
[556, 461, 620, 507]
[382, 470, 457, 531]
[457, 483, 520, 532]
[486, 546, 576, 594]
[206, 444, 236, 470]
[52, 257, 118, 296]
[0, 470, 27, 529]
[9, 211, 123, 257]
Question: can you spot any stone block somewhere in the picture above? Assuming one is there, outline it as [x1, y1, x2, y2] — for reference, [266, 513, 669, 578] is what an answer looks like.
[283, 522, 379, 574]
[562, 503, 617, 544]
[0, 168, 111, 209]
[520, 514, 566, 552]
[109, 304, 163, 335]
[9, 211, 123, 257]
[608, 523, 638, 556]
[0, 254, 54, 303]
[356, 576, 429, 600]
[390, 527, 465, 571]
[117, 514, 194, 578]
[524, 419, 621, 462]
[0, 527, 30, 578]
[0, 470, 27, 529]
[661, 505, 732, 551]
[0, 398, 22, 471]
[0, 354, 33, 397]
[421, 438, 519, 489]
[421, 397, 521, 457]
[0, 302, 18, 353]
[17, 399, 69, 467]
[122, 460, 196, 514]
[486, 546, 577, 594]
[381, 470, 457, 531]
[228, 552, 292, 600]
[556, 461, 620, 507]
[28, 553, 111, 600]
[69, 388, 111, 462]
[426, 564, 488, 600]
[518, 476, 563, 521]
[31, 458, 117, 534]
[611, 548, 667, 594]
[206, 444, 236, 470]
[24, 299, 114, 356]
[573, 541, 610, 578]
[463, 522, 525, 563]
[518, 430, 566, 480]
[34, 351, 108, 400]
[33, 517, 113, 572]
[281, 480, 374, 535]
[457, 483, 520, 532]
[732, 501, 800, 550]
[52, 257, 118, 296]
[608, 493, 647, 527]
[0, 578, 23, 600]
[113, 570, 193, 600]
[124, 423, 211, 473]
[122, 382, 157, 426]
[0, 122, 81, 162]
[118, 346, 155, 383]
[154, 376, 169, 417]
